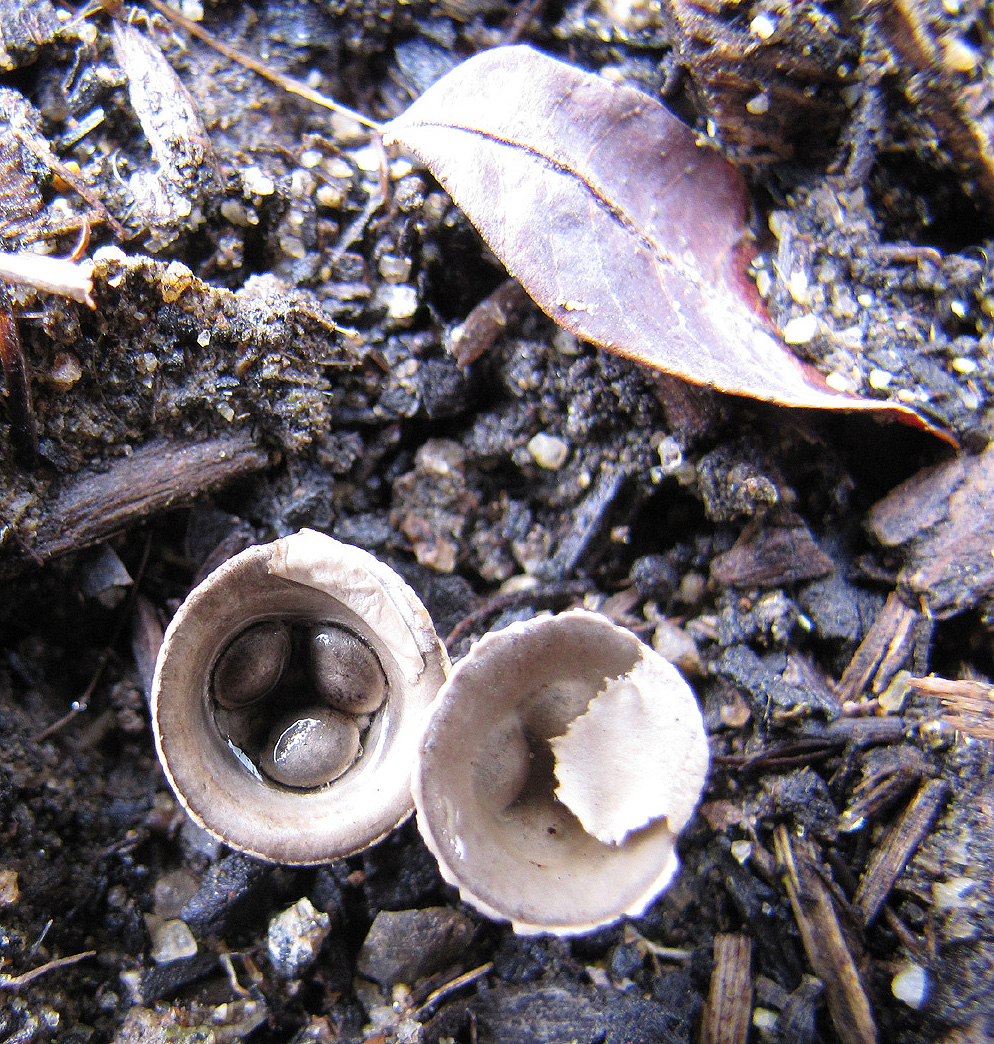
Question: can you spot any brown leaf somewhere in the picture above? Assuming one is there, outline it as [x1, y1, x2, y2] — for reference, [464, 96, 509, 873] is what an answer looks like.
[383, 46, 943, 434]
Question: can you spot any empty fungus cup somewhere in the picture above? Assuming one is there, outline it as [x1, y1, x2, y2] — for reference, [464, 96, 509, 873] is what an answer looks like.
[413, 609, 709, 935]
[152, 529, 449, 864]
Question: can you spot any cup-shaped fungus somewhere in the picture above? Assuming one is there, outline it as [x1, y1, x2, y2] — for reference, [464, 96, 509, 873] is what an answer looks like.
[413, 609, 709, 935]
[151, 529, 449, 864]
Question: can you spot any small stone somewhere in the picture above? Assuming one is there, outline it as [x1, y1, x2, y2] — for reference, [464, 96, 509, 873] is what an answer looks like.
[267, 896, 332, 978]
[868, 368, 893, 389]
[378, 254, 413, 283]
[381, 283, 420, 322]
[153, 869, 200, 919]
[149, 918, 198, 964]
[357, 908, 476, 986]
[527, 432, 569, 469]
[750, 12, 776, 37]
[243, 165, 276, 196]
[781, 313, 818, 344]
[892, 963, 928, 1009]
[316, 182, 346, 208]
[746, 92, 769, 115]
[825, 371, 852, 392]
[49, 352, 82, 389]
[160, 261, 194, 302]
[752, 1007, 779, 1033]
[351, 144, 382, 172]
[0, 869, 18, 907]
[730, 840, 753, 864]
[651, 619, 701, 676]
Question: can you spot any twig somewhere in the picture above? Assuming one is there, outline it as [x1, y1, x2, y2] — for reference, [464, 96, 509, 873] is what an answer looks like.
[143, 0, 383, 132]
[29, 434, 269, 563]
[0, 950, 96, 989]
[853, 778, 950, 926]
[413, 962, 493, 1020]
[775, 826, 878, 1044]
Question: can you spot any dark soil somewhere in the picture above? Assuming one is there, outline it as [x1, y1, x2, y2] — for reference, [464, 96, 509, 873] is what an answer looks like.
[2, 2, 994, 1042]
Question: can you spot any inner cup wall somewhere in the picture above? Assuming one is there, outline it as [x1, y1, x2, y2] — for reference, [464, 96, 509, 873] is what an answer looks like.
[153, 545, 415, 863]
[416, 611, 679, 931]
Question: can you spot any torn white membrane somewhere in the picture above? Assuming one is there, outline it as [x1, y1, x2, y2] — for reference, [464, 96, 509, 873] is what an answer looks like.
[551, 656, 707, 846]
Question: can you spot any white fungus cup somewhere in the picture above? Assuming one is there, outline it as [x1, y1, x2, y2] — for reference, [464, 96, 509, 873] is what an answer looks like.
[413, 609, 710, 935]
[151, 529, 450, 864]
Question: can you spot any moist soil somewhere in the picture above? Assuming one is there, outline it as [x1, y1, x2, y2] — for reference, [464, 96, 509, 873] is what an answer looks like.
[2, 2, 994, 1042]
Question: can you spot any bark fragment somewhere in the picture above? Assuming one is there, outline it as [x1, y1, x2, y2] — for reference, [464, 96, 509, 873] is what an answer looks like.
[868, 446, 994, 617]
[711, 519, 834, 588]
[775, 826, 878, 1044]
[853, 777, 950, 926]
[700, 933, 752, 1044]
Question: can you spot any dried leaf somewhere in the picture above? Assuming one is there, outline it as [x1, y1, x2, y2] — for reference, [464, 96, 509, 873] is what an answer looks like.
[384, 47, 941, 432]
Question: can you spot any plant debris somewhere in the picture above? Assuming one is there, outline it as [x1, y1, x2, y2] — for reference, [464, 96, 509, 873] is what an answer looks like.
[1, 2, 994, 1041]
[383, 45, 944, 429]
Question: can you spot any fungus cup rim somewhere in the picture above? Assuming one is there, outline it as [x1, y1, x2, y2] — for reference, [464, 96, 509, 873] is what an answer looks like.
[412, 608, 710, 935]
[151, 528, 450, 865]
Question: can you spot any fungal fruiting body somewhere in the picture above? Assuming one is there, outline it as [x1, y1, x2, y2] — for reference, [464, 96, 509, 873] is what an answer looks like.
[413, 609, 710, 935]
[151, 529, 449, 864]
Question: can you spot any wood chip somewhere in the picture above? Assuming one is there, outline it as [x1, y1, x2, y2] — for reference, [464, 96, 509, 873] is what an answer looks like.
[836, 592, 920, 702]
[711, 520, 834, 588]
[30, 434, 270, 563]
[700, 933, 753, 1044]
[853, 778, 951, 926]
[868, 445, 994, 617]
[445, 279, 529, 366]
[908, 674, 994, 739]
[775, 826, 878, 1044]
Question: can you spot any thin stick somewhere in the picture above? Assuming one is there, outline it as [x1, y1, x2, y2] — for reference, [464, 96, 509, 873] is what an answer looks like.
[0, 950, 96, 989]
[143, 0, 384, 133]
[414, 962, 493, 1019]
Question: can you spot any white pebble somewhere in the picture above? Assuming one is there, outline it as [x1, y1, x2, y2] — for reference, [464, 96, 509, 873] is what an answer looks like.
[731, 840, 753, 864]
[892, 963, 928, 1009]
[782, 314, 819, 344]
[825, 371, 852, 392]
[243, 166, 276, 196]
[150, 919, 198, 964]
[746, 92, 770, 115]
[528, 432, 569, 469]
[868, 368, 893, 389]
[267, 897, 331, 979]
[382, 284, 419, 321]
[750, 13, 776, 38]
